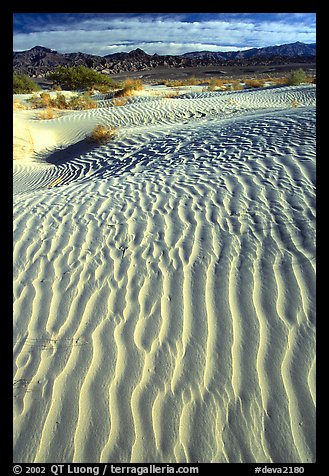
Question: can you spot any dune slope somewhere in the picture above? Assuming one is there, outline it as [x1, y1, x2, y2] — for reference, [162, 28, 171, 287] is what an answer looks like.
[13, 85, 316, 463]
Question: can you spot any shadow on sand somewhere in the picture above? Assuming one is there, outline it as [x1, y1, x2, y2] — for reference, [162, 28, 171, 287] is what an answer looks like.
[33, 139, 102, 165]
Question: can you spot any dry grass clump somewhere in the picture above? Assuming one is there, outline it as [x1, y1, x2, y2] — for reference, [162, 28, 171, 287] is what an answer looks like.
[244, 78, 266, 88]
[68, 95, 97, 110]
[163, 90, 182, 99]
[51, 84, 62, 91]
[27, 92, 97, 110]
[206, 78, 227, 91]
[270, 76, 289, 86]
[164, 79, 185, 87]
[28, 92, 53, 108]
[112, 96, 129, 106]
[291, 100, 301, 108]
[86, 125, 117, 144]
[164, 77, 203, 88]
[226, 80, 244, 91]
[38, 108, 59, 120]
[304, 75, 316, 84]
[13, 100, 29, 110]
[114, 79, 144, 97]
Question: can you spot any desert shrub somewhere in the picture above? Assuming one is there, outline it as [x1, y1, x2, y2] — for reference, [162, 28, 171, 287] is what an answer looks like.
[304, 75, 316, 84]
[53, 93, 68, 109]
[39, 92, 53, 107]
[13, 73, 41, 94]
[163, 90, 182, 98]
[164, 79, 184, 87]
[269, 76, 289, 86]
[13, 100, 29, 110]
[38, 108, 59, 120]
[226, 80, 243, 91]
[112, 97, 129, 106]
[87, 125, 117, 144]
[287, 68, 306, 86]
[114, 78, 144, 98]
[27, 92, 97, 110]
[164, 77, 203, 88]
[291, 100, 300, 108]
[67, 95, 97, 110]
[51, 84, 62, 91]
[244, 78, 266, 88]
[48, 66, 116, 91]
[122, 79, 143, 90]
[27, 94, 44, 109]
[184, 76, 200, 86]
[206, 78, 226, 91]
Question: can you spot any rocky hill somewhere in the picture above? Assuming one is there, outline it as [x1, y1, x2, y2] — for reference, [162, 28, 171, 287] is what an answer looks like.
[13, 42, 316, 77]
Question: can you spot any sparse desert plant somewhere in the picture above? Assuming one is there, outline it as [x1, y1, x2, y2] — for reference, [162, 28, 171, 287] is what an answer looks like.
[164, 77, 203, 88]
[27, 94, 43, 109]
[67, 95, 97, 110]
[27, 92, 97, 110]
[184, 76, 201, 86]
[269, 76, 289, 86]
[114, 78, 144, 97]
[304, 75, 316, 84]
[39, 92, 53, 107]
[13, 100, 29, 110]
[163, 90, 181, 98]
[112, 96, 129, 106]
[53, 93, 69, 109]
[226, 97, 238, 105]
[206, 78, 227, 91]
[13, 73, 41, 93]
[287, 68, 306, 86]
[291, 100, 301, 108]
[164, 79, 184, 87]
[226, 80, 244, 91]
[123, 78, 144, 90]
[87, 125, 117, 144]
[51, 84, 62, 91]
[38, 108, 59, 120]
[244, 78, 266, 88]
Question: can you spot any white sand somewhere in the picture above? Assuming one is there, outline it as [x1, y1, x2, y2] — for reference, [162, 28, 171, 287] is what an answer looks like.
[13, 85, 316, 463]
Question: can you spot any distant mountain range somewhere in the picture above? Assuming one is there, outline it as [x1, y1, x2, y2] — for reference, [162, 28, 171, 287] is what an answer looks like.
[13, 42, 316, 77]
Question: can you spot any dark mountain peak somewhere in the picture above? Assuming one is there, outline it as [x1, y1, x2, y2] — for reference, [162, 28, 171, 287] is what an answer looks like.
[132, 48, 147, 54]
[128, 48, 150, 58]
[28, 45, 55, 54]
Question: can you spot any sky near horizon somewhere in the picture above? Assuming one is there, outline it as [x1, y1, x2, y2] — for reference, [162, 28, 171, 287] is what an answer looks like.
[13, 13, 316, 56]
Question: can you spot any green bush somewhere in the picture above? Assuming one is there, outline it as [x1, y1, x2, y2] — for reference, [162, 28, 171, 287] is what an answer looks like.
[48, 66, 116, 91]
[288, 68, 306, 86]
[13, 73, 41, 93]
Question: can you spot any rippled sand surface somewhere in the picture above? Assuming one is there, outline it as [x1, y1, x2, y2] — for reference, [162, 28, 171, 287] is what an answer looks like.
[13, 85, 316, 463]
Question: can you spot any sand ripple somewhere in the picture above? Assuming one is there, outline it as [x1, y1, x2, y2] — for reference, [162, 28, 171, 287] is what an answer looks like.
[13, 86, 316, 463]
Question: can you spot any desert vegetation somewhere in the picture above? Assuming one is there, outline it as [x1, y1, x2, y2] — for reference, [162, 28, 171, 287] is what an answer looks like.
[38, 108, 59, 120]
[287, 68, 307, 86]
[13, 99, 29, 110]
[48, 66, 118, 92]
[206, 78, 227, 91]
[86, 125, 117, 144]
[164, 77, 204, 87]
[114, 79, 144, 98]
[27, 92, 97, 110]
[13, 73, 42, 94]
[244, 78, 267, 88]
[112, 97, 129, 106]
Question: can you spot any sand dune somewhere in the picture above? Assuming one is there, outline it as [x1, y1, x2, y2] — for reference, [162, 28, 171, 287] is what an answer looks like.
[13, 85, 316, 463]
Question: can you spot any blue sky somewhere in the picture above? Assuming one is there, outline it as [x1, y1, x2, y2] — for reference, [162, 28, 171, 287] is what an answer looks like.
[13, 13, 316, 56]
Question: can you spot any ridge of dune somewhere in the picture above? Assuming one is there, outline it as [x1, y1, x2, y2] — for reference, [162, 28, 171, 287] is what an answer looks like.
[13, 84, 316, 463]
